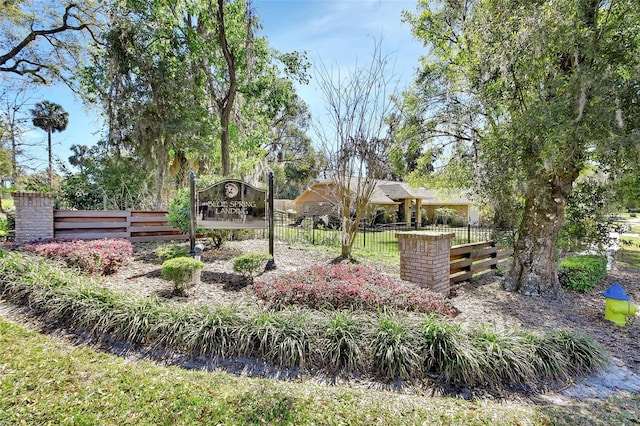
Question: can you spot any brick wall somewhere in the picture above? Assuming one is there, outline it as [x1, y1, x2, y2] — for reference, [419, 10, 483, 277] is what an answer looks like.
[12, 192, 55, 243]
[396, 231, 454, 295]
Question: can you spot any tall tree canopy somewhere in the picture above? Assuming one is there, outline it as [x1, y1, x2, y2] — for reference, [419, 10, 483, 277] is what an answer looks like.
[1, 1, 101, 85]
[400, 0, 640, 297]
[82, 0, 311, 206]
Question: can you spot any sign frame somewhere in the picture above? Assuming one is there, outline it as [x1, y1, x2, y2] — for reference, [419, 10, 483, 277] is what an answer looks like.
[196, 179, 268, 230]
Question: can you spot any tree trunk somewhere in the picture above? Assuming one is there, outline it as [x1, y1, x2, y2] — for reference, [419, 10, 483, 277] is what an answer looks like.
[504, 175, 574, 297]
[220, 108, 232, 176]
[216, 0, 237, 177]
[47, 129, 52, 187]
[155, 135, 169, 209]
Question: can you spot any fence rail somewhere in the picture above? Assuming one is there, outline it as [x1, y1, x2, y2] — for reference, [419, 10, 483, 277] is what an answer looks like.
[261, 215, 503, 253]
[450, 241, 513, 284]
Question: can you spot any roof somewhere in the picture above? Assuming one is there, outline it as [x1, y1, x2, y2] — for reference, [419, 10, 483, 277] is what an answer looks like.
[294, 178, 474, 206]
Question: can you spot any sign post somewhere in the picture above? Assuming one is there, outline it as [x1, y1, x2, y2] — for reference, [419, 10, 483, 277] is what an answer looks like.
[189, 171, 196, 257]
[266, 171, 276, 270]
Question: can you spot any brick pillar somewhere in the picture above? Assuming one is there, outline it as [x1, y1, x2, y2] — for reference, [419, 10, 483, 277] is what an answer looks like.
[396, 231, 454, 295]
[12, 192, 55, 243]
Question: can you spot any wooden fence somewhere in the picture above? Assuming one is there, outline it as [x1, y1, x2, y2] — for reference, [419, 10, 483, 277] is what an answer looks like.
[54, 210, 187, 243]
[449, 241, 512, 284]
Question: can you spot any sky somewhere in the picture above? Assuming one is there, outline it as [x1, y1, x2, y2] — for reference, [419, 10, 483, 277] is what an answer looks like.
[17, 0, 424, 173]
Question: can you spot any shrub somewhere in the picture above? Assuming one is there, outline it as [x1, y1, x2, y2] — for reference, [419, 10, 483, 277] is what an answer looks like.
[254, 263, 457, 316]
[155, 244, 190, 262]
[233, 252, 273, 280]
[166, 178, 231, 249]
[20, 238, 133, 275]
[558, 255, 607, 292]
[161, 256, 204, 294]
[0, 251, 610, 392]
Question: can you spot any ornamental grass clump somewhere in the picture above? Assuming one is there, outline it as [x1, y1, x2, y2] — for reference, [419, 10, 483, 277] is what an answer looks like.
[161, 256, 204, 295]
[20, 238, 133, 275]
[241, 310, 312, 368]
[419, 317, 482, 385]
[0, 251, 611, 393]
[320, 311, 364, 373]
[254, 263, 457, 317]
[469, 326, 538, 387]
[370, 314, 422, 382]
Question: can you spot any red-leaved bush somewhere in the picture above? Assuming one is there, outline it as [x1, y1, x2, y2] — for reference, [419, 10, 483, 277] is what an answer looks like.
[254, 263, 457, 317]
[20, 238, 133, 275]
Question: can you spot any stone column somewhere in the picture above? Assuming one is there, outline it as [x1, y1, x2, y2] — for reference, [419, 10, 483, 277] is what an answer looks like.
[396, 231, 454, 295]
[12, 191, 55, 243]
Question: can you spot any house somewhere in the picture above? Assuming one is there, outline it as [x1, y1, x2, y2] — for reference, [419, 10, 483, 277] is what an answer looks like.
[292, 179, 481, 226]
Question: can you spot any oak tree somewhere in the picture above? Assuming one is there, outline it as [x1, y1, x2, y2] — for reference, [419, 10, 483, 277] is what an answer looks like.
[401, 0, 640, 296]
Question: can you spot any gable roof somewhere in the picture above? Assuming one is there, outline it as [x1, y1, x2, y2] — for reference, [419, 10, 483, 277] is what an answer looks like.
[294, 178, 474, 206]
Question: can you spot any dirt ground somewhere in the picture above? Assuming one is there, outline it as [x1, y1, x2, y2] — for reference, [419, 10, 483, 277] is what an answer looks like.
[2, 238, 639, 400]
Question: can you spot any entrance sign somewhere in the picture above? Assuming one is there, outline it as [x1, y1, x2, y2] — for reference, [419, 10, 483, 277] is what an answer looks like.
[197, 179, 267, 229]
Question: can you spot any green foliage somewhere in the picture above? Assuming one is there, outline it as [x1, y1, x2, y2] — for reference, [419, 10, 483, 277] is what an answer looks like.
[558, 180, 617, 252]
[401, 0, 640, 295]
[155, 244, 190, 262]
[166, 177, 231, 249]
[166, 188, 191, 234]
[58, 144, 157, 210]
[160, 256, 204, 294]
[434, 206, 465, 226]
[0, 251, 611, 392]
[614, 170, 640, 210]
[9, 317, 633, 426]
[558, 255, 608, 292]
[233, 251, 272, 279]
[321, 311, 363, 373]
[371, 314, 421, 381]
[56, 173, 104, 210]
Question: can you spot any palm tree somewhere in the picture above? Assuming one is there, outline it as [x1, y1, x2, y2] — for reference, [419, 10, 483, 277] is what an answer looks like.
[30, 101, 68, 187]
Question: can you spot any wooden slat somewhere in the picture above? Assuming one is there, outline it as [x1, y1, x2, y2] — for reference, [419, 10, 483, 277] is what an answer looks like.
[54, 210, 129, 218]
[54, 222, 126, 230]
[129, 226, 176, 233]
[130, 216, 168, 222]
[470, 246, 498, 259]
[470, 257, 498, 272]
[450, 241, 493, 256]
[131, 210, 169, 215]
[450, 258, 473, 273]
[130, 234, 189, 243]
[55, 231, 130, 239]
[450, 271, 473, 284]
[496, 250, 513, 260]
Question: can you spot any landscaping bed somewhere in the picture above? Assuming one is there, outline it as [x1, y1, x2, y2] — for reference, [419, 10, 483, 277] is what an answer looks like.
[98, 239, 640, 375]
[1, 238, 638, 399]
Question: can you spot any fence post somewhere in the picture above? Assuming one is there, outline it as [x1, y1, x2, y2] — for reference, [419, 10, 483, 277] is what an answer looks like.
[467, 224, 471, 244]
[312, 215, 316, 245]
[396, 231, 454, 295]
[362, 221, 366, 249]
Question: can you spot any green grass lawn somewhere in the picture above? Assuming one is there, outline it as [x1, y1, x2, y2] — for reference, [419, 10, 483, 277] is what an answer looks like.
[1, 317, 638, 425]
